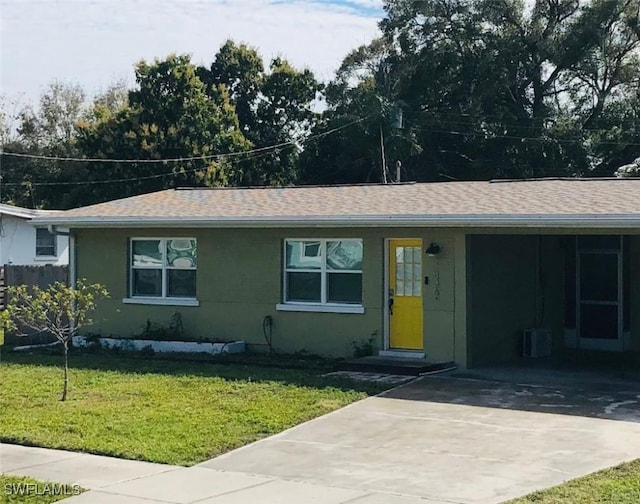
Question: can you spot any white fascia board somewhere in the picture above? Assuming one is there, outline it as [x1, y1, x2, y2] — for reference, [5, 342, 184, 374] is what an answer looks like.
[30, 214, 640, 229]
[0, 205, 62, 220]
[0, 207, 36, 219]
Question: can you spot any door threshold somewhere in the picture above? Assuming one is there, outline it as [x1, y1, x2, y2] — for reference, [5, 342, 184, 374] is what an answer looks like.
[379, 349, 425, 359]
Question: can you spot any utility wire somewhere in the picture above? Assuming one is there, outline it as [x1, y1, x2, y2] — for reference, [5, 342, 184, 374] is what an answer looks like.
[0, 115, 372, 164]
[410, 126, 640, 146]
[415, 116, 640, 135]
[0, 150, 277, 187]
[0, 115, 372, 187]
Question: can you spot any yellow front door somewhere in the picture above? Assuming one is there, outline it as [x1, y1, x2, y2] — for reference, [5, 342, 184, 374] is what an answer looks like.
[389, 239, 424, 350]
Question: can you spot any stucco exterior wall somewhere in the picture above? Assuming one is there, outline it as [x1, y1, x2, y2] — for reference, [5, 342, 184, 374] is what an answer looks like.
[0, 214, 69, 266]
[74, 226, 638, 364]
[75, 227, 464, 360]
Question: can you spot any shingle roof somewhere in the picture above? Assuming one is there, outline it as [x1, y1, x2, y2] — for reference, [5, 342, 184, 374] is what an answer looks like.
[33, 178, 640, 228]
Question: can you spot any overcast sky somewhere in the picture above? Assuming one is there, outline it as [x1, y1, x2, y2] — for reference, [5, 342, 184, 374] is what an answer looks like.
[1, 0, 383, 110]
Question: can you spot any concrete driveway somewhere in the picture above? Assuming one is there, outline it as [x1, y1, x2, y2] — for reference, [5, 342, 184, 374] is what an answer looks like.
[200, 370, 640, 504]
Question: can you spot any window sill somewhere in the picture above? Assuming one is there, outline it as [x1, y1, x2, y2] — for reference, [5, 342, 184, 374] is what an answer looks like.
[33, 256, 58, 261]
[276, 303, 364, 314]
[122, 297, 200, 307]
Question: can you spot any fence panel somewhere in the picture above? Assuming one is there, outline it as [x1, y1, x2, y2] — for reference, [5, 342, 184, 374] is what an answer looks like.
[4, 264, 68, 291]
[1, 264, 69, 345]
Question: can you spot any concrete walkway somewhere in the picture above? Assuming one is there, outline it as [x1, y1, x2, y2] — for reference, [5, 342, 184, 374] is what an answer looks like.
[1, 443, 429, 504]
[3, 370, 640, 503]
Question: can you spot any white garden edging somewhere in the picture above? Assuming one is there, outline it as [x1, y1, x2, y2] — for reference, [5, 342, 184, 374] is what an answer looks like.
[72, 336, 245, 355]
[12, 341, 61, 352]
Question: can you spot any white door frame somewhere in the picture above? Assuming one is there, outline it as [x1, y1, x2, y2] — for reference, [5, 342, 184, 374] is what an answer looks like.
[383, 238, 390, 351]
[576, 236, 624, 352]
[380, 238, 426, 358]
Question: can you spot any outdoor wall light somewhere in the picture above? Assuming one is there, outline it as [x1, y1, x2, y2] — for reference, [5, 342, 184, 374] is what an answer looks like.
[425, 243, 441, 256]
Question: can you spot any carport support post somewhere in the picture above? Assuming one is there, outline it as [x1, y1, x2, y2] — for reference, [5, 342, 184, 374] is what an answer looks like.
[454, 233, 469, 369]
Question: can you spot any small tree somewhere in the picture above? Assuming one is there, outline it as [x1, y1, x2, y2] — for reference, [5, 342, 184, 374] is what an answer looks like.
[1, 280, 108, 401]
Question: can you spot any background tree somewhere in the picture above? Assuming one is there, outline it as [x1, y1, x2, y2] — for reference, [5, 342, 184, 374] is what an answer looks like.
[91, 80, 129, 117]
[0, 82, 89, 208]
[1, 281, 109, 401]
[298, 38, 419, 184]
[4, 12, 640, 211]
[199, 40, 322, 185]
[74, 54, 251, 205]
[303, 0, 640, 184]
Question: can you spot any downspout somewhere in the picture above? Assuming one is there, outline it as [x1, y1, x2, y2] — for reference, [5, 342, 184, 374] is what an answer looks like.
[68, 233, 76, 289]
[67, 232, 77, 347]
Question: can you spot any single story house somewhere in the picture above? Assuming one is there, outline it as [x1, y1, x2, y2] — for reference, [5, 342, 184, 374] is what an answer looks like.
[0, 203, 69, 266]
[33, 178, 640, 368]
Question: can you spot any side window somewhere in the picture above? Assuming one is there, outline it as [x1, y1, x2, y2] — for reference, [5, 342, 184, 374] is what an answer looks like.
[130, 238, 197, 299]
[284, 239, 363, 305]
[36, 228, 57, 257]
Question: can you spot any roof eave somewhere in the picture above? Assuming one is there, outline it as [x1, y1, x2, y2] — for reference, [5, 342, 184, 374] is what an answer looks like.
[32, 214, 640, 229]
[0, 209, 37, 219]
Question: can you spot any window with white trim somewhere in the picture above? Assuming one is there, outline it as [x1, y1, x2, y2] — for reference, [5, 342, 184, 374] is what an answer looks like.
[130, 239, 197, 299]
[36, 228, 57, 257]
[284, 239, 363, 305]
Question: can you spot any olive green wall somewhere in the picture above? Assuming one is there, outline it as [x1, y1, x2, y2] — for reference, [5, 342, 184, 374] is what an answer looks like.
[74, 226, 639, 365]
[468, 235, 536, 366]
[75, 227, 464, 360]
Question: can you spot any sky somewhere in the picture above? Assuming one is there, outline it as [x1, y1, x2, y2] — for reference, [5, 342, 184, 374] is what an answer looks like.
[1, 0, 383, 111]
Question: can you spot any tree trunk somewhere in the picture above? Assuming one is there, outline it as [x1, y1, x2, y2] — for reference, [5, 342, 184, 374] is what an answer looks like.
[61, 340, 69, 402]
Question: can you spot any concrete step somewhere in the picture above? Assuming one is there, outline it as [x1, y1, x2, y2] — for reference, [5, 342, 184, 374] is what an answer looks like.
[340, 356, 456, 376]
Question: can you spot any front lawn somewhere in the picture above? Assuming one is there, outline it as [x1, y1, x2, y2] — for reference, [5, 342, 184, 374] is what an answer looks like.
[506, 459, 640, 504]
[0, 475, 83, 504]
[0, 352, 382, 465]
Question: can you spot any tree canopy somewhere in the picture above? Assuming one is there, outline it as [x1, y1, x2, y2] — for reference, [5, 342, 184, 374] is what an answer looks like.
[303, 0, 640, 184]
[2, 3, 640, 210]
[198, 40, 322, 185]
[73, 54, 251, 205]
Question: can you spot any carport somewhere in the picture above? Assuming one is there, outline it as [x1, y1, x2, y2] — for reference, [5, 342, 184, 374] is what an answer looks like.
[465, 233, 640, 368]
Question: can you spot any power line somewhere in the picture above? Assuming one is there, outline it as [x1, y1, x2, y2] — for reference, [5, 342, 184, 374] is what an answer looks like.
[0, 116, 372, 187]
[415, 114, 640, 136]
[0, 115, 372, 164]
[418, 110, 640, 135]
[0, 149, 280, 187]
[411, 126, 640, 146]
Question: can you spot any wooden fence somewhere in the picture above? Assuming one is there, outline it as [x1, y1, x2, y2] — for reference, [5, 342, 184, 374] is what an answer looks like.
[1, 264, 69, 345]
[0, 264, 68, 309]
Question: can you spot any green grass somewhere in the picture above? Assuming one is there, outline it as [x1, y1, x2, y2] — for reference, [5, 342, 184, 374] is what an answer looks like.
[0, 352, 383, 466]
[506, 459, 640, 503]
[0, 475, 83, 504]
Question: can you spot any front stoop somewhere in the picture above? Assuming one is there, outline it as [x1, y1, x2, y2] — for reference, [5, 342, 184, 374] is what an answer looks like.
[340, 355, 456, 376]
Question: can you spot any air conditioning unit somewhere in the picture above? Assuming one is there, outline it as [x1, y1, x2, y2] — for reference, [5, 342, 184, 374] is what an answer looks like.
[523, 329, 552, 358]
